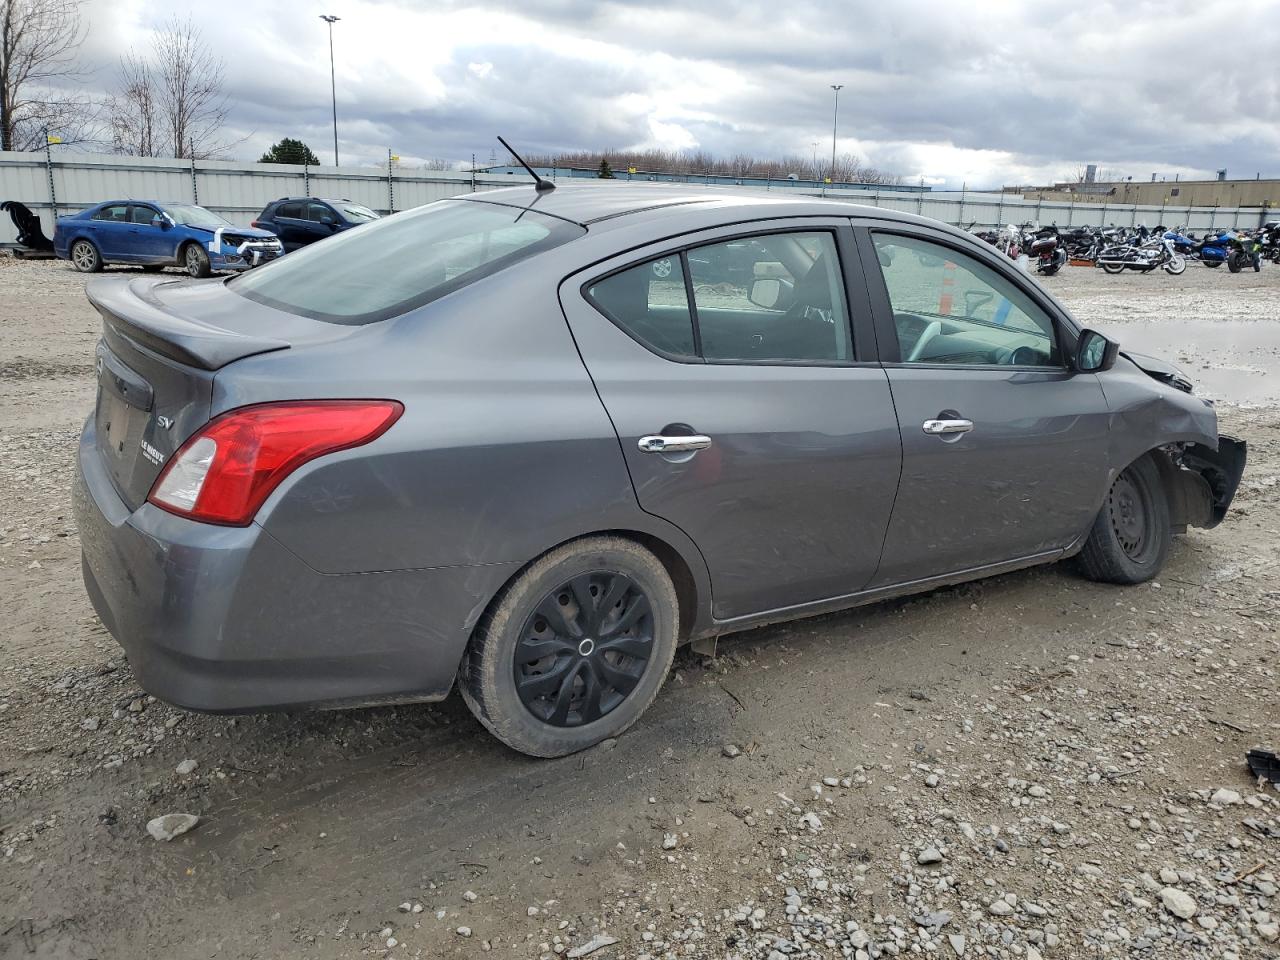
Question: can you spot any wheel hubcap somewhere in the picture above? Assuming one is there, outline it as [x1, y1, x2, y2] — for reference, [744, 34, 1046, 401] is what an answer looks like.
[1108, 471, 1147, 558]
[514, 572, 654, 728]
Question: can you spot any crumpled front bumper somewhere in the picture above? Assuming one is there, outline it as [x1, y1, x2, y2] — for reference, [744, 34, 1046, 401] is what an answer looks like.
[211, 243, 282, 271]
[1163, 435, 1247, 531]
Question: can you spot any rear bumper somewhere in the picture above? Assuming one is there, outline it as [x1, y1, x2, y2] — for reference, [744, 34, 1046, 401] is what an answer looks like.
[73, 418, 514, 713]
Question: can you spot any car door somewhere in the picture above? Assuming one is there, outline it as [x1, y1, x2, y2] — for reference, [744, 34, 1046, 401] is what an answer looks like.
[86, 203, 132, 259]
[306, 201, 340, 243]
[273, 201, 307, 250]
[855, 223, 1111, 586]
[560, 220, 902, 622]
[127, 204, 173, 262]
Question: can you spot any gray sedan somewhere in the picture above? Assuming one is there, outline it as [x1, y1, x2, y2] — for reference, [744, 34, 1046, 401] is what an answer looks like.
[73, 185, 1245, 757]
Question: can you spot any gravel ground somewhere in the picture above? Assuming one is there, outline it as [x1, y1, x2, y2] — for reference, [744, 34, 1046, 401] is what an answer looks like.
[1, 255, 1278, 960]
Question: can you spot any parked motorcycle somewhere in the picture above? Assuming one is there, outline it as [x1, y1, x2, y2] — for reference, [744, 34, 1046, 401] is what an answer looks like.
[1259, 222, 1280, 265]
[1022, 225, 1068, 275]
[1228, 231, 1262, 273]
[1096, 233, 1187, 275]
[1189, 229, 1233, 268]
[972, 223, 1066, 275]
[1162, 228, 1197, 257]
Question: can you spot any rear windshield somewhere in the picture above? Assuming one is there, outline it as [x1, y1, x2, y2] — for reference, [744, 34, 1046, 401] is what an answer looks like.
[230, 199, 584, 324]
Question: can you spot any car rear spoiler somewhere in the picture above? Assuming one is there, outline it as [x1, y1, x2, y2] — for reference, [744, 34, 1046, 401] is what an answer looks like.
[86, 276, 289, 371]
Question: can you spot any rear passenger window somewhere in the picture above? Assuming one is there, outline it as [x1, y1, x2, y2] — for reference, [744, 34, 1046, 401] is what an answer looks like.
[689, 232, 850, 362]
[586, 256, 697, 359]
[93, 204, 130, 222]
[278, 202, 302, 218]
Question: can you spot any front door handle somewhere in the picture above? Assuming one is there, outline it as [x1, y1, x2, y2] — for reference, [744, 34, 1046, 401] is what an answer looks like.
[638, 434, 713, 453]
[922, 418, 974, 436]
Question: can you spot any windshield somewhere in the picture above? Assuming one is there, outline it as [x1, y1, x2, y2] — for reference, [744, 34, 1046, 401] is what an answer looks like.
[339, 203, 379, 222]
[164, 204, 232, 229]
[230, 199, 584, 324]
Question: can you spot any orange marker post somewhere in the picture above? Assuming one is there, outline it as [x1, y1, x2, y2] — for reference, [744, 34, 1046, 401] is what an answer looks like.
[937, 260, 956, 315]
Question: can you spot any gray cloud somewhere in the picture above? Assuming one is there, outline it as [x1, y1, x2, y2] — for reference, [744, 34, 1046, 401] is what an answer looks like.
[68, 0, 1280, 187]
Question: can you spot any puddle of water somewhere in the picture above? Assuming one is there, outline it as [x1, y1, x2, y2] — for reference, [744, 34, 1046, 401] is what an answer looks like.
[1094, 319, 1280, 407]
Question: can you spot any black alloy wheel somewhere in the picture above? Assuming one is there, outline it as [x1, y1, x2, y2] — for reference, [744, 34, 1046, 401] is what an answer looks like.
[514, 572, 653, 727]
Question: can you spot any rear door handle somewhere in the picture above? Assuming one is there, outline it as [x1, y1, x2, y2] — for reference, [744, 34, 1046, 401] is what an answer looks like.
[638, 434, 713, 453]
[922, 418, 974, 436]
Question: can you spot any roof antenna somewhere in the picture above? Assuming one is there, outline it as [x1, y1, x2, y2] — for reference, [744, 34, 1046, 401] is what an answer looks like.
[497, 136, 555, 193]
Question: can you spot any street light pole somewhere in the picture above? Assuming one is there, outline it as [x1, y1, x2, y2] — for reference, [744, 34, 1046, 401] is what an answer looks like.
[829, 84, 843, 184]
[320, 15, 341, 167]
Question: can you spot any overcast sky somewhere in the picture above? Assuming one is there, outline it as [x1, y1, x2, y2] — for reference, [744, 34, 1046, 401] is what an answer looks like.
[76, 0, 1280, 188]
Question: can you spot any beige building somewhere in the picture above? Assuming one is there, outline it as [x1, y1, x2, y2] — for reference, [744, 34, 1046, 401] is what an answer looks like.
[1015, 178, 1280, 210]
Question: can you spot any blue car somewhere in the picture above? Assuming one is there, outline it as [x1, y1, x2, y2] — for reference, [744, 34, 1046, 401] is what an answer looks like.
[252, 197, 380, 251]
[54, 200, 283, 277]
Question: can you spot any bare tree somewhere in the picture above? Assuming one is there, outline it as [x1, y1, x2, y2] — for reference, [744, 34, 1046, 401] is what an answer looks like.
[108, 52, 160, 156]
[0, 0, 95, 151]
[153, 17, 230, 159]
[109, 16, 235, 159]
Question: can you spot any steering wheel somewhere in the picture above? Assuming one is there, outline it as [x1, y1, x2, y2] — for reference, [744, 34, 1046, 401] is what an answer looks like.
[907, 319, 942, 362]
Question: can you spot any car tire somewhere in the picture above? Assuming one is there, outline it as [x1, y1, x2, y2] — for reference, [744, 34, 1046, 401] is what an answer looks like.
[183, 242, 212, 278]
[459, 536, 680, 758]
[1077, 456, 1171, 585]
[70, 239, 103, 273]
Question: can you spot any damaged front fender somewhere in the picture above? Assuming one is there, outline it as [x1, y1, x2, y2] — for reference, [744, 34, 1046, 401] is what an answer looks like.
[1156, 436, 1247, 532]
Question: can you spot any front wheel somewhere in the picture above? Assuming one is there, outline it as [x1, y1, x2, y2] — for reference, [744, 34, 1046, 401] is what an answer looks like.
[460, 537, 680, 757]
[183, 242, 212, 278]
[1163, 255, 1186, 275]
[1228, 251, 1244, 273]
[1077, 456, 1171, 585]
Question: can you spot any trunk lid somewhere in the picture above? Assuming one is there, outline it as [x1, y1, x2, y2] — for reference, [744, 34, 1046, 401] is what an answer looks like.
[84, 274, 355, 509]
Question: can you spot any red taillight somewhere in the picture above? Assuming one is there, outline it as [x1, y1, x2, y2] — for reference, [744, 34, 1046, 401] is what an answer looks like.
[250, 220, 262, 228]
[148, 400, 403, 526]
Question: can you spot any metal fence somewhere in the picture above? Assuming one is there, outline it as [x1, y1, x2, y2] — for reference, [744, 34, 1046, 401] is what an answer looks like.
[2, 149, 1275, 246]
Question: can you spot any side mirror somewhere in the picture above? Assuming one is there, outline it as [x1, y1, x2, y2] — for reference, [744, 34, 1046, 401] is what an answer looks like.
[1075, 328, 1119, 372]
[320, 215, 337, 227]
[151, 214, 172, 229]
[748, 276, 794, 310]
[963, 290, 994, 316]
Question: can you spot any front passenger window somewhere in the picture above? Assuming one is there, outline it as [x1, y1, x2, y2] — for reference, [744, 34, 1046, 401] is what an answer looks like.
[872, 234, 1062, 367]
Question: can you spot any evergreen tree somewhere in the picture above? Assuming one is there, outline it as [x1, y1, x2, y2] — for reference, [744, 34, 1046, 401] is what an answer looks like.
[597, 158, 615, 179]
[259, 138, 321, 165]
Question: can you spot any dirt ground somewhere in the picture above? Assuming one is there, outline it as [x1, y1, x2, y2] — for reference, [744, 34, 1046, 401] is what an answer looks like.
[1, 255, 1278, 960]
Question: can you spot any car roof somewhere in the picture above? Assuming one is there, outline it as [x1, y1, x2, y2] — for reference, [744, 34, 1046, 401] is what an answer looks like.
[269, 197, 359, 205]
[458, 182, 927, 229]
